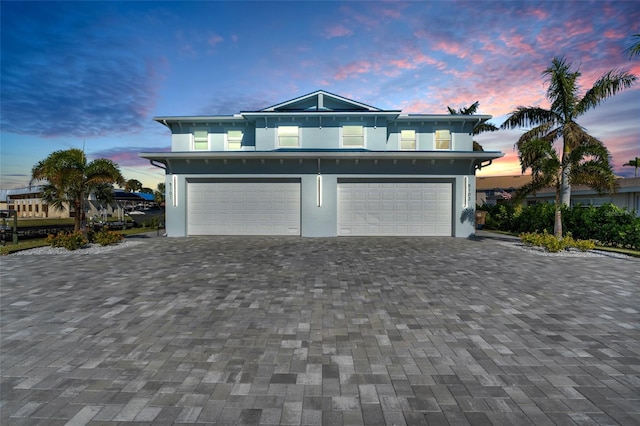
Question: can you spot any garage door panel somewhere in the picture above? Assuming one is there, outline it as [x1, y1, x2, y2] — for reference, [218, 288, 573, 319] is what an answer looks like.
[188, 181, 300, 235]
[338, 182, 452, 236]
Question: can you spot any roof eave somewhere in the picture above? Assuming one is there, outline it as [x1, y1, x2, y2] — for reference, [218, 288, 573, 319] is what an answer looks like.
[140, 150, 504, 162]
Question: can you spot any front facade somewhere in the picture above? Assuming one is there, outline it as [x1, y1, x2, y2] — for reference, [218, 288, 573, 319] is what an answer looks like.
[141, 91, 503, 238]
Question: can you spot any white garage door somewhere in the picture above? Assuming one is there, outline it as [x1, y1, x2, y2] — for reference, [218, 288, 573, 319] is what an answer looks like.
[338, 182, 452, 236]
[187, 180, 300, 235]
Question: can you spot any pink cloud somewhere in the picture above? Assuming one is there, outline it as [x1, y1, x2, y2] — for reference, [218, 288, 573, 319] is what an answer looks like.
[498, 32, 537, 57]
[526, 7, 549, 21]
[433, 40, 470, 59]
[333, 60, 375, 80]
[389, 58, 417, 70]
[323, 24, 353, 39]
[208, 34, 223, 47]
[563, 19, 593, 38]
[381, 8, 401, 19]
[604, 29, 624, 40]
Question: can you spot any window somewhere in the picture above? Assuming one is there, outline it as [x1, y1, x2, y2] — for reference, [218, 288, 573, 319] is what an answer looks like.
[342, 125, 364, 147]
[227, 130, 243, 150]
[193, 130, 208, 150]
[400, 130, 416, 150]
[435, 130, 451, 150]
[278, 126, 299, 147]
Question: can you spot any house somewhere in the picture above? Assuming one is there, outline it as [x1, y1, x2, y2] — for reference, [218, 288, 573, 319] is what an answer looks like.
[476, 175, 640, 216]
[141, 91, 504, 237]
[476, 175, 533, 205]
[0, 186, 148, 221]
[0, 186, 68, 219]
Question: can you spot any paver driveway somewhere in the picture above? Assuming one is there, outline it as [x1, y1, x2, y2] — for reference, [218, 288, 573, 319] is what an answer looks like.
[1, 235, 639, 425]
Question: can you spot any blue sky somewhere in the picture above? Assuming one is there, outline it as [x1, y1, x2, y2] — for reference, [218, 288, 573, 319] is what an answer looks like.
[1, 0, 639, 190]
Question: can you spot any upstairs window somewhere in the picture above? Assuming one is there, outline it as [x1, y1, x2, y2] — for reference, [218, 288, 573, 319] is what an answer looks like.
[400, 130, 416, 150]
[227, 130, 243, 150]
[435, 130, 451, 150]
[342, 125, 364, 147]
[193, 130, 209, 150]
[278, 126, 299, 147]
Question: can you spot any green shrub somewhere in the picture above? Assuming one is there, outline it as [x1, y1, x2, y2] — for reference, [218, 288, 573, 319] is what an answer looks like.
[519, 230, 595, 253]
[93, 228, 124, 246]
[487, 203, 639, 251]
[513, 202, 556, 234]
[46, 231, 88, 251]
[143, 216, 160, 228]
[481, 203, 516, 230]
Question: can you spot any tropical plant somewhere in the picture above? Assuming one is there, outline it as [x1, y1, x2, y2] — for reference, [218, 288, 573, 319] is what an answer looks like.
[501, 57, 636, 237]
[626, 33, 640, 59]
[447, 101, 498, 151]
[31, 149, 125, 233]
[623, 157, 639, 177]
[124, 179, 143, 192]
[154, 182, 166, 205]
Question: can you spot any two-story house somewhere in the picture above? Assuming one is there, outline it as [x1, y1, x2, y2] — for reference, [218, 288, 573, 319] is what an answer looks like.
[141, 91, 503, 237]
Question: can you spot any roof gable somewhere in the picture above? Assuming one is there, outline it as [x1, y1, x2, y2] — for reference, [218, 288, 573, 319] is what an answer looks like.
[260, 90, 382, 112]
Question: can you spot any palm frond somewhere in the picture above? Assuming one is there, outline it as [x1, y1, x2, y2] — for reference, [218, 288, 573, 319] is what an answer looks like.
[472, 122, 498, 135]
[544, 57, 580, 120]
[625, 34, 640, 59]
[569, 161, 617, 194]
[577, 70, 637, 114]
[500, 106, 558, 129]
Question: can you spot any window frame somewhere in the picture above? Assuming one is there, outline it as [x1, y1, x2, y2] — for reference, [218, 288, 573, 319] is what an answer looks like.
[277, 125, 300, 148]
[434, 129, 452, 150]
[192, 129, 209, 151]
[341, 124, 365, 148]
[226, 129, 244, 151]
[399, 129, 417, 150]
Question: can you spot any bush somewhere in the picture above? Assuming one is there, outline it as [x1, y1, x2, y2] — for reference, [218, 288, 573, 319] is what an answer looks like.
[512, 202, 556, 234]
[47, 231, 88, 251]
[485, 202, 640, 251]
[519, 230, 595, 253]
[93, 228, 124, 246]
[481, 203, 516, 230]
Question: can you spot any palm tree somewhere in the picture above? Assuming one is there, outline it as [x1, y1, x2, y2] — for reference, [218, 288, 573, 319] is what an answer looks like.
[31, 149, 125, 233]
[501, 57, 636, 237]
[154, 182, 166, 206]
[514, 137, 616, 236]
[125, 179, 143, 193]
[447, 101, 498, 151]
[623, 157, 640, 177]
[626, 34, 640, 59]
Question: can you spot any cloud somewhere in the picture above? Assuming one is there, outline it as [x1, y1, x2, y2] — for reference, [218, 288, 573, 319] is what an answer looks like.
[323, 24, 353, 39]
[91, 146, 170, 168]
[208, 34, 224, 46]
[333, 60, 376, 81]
[0, 3, 163, 139]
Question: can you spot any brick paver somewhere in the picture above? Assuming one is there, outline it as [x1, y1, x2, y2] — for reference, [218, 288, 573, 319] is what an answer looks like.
[1, 235, 638, 424]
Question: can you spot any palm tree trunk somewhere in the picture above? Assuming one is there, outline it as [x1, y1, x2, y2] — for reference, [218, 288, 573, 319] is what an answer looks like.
[554, 190, 563, 239]
[73, 200, 82, 233]
[560, 152, 571, 207]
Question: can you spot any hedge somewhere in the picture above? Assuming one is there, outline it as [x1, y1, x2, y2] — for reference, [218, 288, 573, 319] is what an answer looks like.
[480, 203, 640, 250]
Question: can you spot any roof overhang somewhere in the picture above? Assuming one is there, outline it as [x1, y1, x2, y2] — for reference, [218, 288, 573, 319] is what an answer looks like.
[140, 150, 504, 164]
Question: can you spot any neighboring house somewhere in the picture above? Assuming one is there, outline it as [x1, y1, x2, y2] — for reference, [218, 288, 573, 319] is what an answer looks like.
[476, 175, 640, 216]
[141, 90, 504, 237]
[0, 186, 148, 220]
[0, 186, 69, 219]
[476, 175, 533, 205]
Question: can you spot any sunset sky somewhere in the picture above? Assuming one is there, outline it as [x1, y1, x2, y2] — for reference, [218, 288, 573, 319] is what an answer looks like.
[2, 1, 639, 190]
